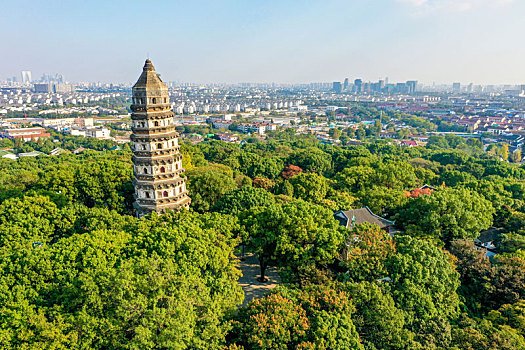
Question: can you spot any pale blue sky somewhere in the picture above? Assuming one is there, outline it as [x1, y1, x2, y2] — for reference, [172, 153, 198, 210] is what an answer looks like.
[1, 0, 524, 84]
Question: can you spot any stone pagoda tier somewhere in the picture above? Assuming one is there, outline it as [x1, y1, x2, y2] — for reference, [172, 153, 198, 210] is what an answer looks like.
[131, 59, 190, 217]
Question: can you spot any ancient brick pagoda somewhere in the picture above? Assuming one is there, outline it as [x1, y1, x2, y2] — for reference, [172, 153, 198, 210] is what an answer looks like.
[131, 59, 190, 216]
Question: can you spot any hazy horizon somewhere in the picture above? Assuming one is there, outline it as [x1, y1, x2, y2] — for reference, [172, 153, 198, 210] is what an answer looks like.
[2, 0, 524, 85]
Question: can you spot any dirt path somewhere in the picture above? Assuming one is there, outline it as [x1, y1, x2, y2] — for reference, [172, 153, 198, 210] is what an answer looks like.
[237, 253, 280, 306]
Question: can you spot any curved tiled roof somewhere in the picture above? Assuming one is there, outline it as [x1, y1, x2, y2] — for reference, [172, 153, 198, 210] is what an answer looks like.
[334, 207, 394, 229]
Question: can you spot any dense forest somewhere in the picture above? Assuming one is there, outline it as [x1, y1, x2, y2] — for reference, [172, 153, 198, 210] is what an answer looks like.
[1, 130, 525, 349]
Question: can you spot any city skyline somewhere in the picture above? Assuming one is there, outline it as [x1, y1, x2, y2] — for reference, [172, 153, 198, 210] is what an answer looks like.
[1, 0, 524, 84]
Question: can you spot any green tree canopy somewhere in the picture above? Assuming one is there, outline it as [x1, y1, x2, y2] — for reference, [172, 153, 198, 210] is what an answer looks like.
[213, 186, 275, 214]
[0, 209, 243, 349]
[395, 188, 494, 243]
[386, 236, 461, 342]
[188, 170, 237, 212]
[228, 285, 363, 350]
[241, 200, 345, 283]
[289, 172, 328, 203]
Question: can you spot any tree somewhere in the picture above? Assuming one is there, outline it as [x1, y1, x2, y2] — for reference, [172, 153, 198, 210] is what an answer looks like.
[459, 179, 513, 213]
[345, 282, 415, 349]
[430, 150, 470, 166]
[356, 128, 366, 140]
[511, 149, 522, 163]
[452, 304, 525, 349]
[328, 128, 342, 140]
[357, 187, 408, 217]
[395, 188, 494, 243]
[375, 162, 418, 190]
[36, 160, 134, 212]
[340, 223, 396, 282]
[386, 236, 461, 340]
[228, 285, 363, 350]
[287, 147, 332, 174]
[188, 170, 237, 212]
[0, 209, 243, 349]
[0, 195, 66, 246]
[213, 186, 274, 214]
[281, 165, 303, 179]
[322, 189, 358, 212]
[241, 201, 344, 283]
[499, 144, 510, 161]
[449, 239, 493, 316]
[440, 170, 476, 187]
[404, 187, 433, 198]
[466, 137, 483, 149]
[229, 292, 310, 349]
[289, 173, 328, 203]
[334, 166, 376, 192]
[252, 177, 275, 190]
[247, 156, 283, 179]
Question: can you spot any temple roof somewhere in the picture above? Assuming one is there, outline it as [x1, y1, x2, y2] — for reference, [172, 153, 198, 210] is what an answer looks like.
[334, 207, 394, 229]
[132, 59, 167, 91]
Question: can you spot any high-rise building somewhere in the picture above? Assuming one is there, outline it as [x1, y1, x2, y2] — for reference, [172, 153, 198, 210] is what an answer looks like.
[54, 83, 74, 93]
[452, 82, 461, 92]
[333, 81, 342, 93]
[21, 71, 32, 83]
[130, 59, 191, 217]
[406, 80, 418, 94]
[354, 79, 363, 93]
[33, 82, 73, 93]
[33, 83, 53, 93]
[343, 78, 349, 91]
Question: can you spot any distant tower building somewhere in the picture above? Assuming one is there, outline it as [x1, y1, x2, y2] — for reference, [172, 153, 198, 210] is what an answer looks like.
[406, 80, 418, 94]
[452, 82, 461, 92]
[332, 81, 342, 93]
[21, 71, 32, 84]
[343, 78, 349, 91]
[131, 59, 191, 217]
[354, 79, 363, 93]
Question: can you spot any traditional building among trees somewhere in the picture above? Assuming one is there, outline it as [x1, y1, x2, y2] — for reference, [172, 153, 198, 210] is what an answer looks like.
[334, 207, 394, 233]
[131, 59, 190, 216]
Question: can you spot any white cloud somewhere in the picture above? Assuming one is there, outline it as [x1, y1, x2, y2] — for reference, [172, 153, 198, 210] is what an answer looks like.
[397, 0, 514, 15]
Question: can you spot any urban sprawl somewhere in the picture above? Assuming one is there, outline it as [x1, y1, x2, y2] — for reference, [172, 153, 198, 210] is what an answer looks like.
[1, 71, 525, 160]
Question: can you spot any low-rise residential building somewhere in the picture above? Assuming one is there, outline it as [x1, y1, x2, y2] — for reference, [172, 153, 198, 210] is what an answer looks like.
[0, 127, 51, 141]
[85, 126, 110, 139]
[215, 132, 239, 143]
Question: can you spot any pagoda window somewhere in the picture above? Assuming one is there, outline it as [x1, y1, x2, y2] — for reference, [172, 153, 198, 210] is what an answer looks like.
[163, 191, 169, 197]
[157, 143, 163, 149]
[175, 163, 179, 170]
[154, 121, 159, 127]
[164, 98, 167, 103]
[141, 144, 146, 150]
[145, 191, 150, 198]
[160, 166, 166, 173]
[152, 98, 157, 104]
[143, 167, 148, 174]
